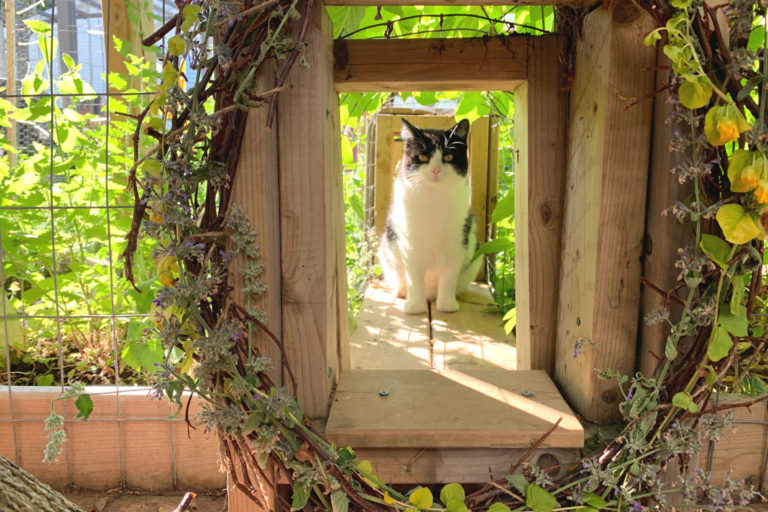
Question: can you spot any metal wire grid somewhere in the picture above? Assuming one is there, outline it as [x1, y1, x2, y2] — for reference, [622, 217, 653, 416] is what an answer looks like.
[0, 0, 182, 489]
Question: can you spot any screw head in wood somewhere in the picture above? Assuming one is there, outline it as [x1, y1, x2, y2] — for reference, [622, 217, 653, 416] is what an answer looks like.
[521, 390, 533, 397]
[378, 389, 389, 397]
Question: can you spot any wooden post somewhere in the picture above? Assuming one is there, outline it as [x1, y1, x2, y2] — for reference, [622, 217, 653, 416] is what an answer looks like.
[514, 35, 568, 375]
[102, 0, 154, 89]
[638, 54, 692, 377]
[230, 65, 283, 387]
[276, 3, 347, 419]
[554, 4, 656, 423]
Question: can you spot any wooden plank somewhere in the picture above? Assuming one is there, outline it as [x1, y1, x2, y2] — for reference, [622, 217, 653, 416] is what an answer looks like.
[692, 394, 768, 486]
[326, 369, 583, 449]
[326, 0, 589, 8]
[469, 116, 491, 246]
[277, 4, 345, 419]
[513, 35, 568, 375]
[102, 0, 154, 89]
[354, 447, 580, 484]
[554, 4, 656, 423]
[349, 281, 432, 370]
[231, 62, 283, 386]
[431, 284, 516, 371]
[334, 36, 528, 92]
[639, 53, 692, 377]
[349, 282, 514, 371]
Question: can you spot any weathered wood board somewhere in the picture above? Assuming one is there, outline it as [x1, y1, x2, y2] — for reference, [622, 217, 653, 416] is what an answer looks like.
[353, 447, 580, 484]
[326, 369, 584, 449]
[554, 4, 656, 423]
[513, 35, 568, 376]
[276, 4, 346, 419]
[334, 36, 528, 92]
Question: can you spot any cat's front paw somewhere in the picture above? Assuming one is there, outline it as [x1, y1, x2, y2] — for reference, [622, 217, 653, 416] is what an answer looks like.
[404, 299, 426, 315]
[436, 297, 459, 313]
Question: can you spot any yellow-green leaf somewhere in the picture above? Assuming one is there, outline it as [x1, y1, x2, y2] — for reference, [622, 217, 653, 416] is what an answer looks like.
[672, 391, 699, 412]
[409, 487, 433, 509]
[728, 150, 767, 193]
[440, 483, 465, 506]
[699, 234, 731, 269]
[704, 104, 751, 146]
[168, 35, 186, 56]
[181, 4, 202, 31]
[716, 204, 763, 244]
[679, 76, 712, 110]
[526, 484, 558, 512]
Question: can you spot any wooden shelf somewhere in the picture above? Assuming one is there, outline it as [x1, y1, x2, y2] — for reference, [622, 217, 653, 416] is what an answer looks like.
[326, 369, 583, 449]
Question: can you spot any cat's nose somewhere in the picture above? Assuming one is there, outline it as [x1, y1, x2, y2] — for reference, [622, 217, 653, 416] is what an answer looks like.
[431, 167, 440, 176]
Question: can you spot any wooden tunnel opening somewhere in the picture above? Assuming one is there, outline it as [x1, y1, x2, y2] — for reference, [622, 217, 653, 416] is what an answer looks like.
[323, 32, 581, 484]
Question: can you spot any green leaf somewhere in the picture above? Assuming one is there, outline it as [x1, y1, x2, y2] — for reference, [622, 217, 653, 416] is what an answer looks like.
[719, 311, 748, 337]
[440, 483, 465, 506]
[679, 76, 712, 110]
[476, 237, 514, 256]
[487, 504, 512, 512]
[505, 474, 528, 494]
[491, 190, 514, 223]
[241, 413, 262, 435]
[121, 338, 164, 372]
[446, 500, 469, 512]
[168, 35, 186, 56]
[670, 0, 693, 8]
[671, 391, 699, 413]
[525, 484, 558, 512]
[36, 374, 54, 386]
[665, 336, 678, 360]
[291, 482, 311, 510]
[74, 393, 93, 420]
[327, 6, 366, 37]
[705, 364, 717, 388]
[643, 30, 662, 46]
[583, 492, 607, 510]
[331, 491, 349, 512]
[716, 204, 763, 245]
[730, 274, 747, 316]
[708, 326, 732, 362]
[23, 20, 52, 35]
[409, 487, 433, 509]
[700, 234, 731, 269]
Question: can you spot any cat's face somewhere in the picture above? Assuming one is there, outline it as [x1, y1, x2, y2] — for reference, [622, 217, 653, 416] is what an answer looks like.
[400, 118, 470, 187]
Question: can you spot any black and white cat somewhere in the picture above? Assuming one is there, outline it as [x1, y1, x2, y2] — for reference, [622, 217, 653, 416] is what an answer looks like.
[378, 118, 481, 315]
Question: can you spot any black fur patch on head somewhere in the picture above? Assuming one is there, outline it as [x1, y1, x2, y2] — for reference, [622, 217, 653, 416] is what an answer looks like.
[400, 118, 470, 177]
[462, 209, 474, 247]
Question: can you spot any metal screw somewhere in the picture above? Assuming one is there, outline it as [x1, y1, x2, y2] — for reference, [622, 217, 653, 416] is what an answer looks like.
[521, 390, 533, 397]
[378, 389, 389, 397]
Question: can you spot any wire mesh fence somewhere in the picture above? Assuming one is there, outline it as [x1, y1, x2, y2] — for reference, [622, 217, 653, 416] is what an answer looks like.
[0, 0, 223, 491]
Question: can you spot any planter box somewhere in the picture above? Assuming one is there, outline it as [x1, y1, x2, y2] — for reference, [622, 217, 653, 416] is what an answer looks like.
[0, 386, 225, 491]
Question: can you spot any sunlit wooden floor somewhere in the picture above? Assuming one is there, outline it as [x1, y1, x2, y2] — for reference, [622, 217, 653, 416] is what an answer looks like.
[349, 280, 517, 371]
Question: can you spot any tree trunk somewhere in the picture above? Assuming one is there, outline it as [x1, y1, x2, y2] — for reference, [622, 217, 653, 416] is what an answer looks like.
[0, 455, 84, 512]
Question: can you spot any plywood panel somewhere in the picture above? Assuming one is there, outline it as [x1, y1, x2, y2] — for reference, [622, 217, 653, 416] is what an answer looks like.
[326, 369, 583, 449]
[277, 4, 345, 419]
[334, 36, 528, 92]
[554, 4, 656, 423]
[514, 35, 568, 375]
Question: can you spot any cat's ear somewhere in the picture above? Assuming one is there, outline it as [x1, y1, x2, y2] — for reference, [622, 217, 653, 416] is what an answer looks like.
[401, 118, 424, 142]
[449, 119, 470, 140]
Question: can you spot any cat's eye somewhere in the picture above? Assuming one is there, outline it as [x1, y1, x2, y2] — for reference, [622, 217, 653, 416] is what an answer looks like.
[443, 154, 454, 162]
[418, 154, 429, 162]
